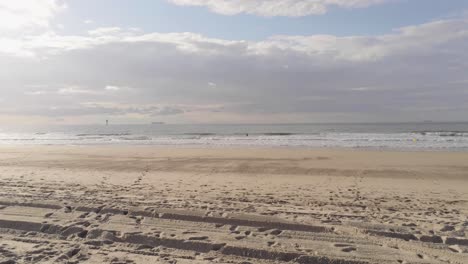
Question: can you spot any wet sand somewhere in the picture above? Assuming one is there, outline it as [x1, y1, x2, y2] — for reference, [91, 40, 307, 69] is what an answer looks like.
[0, 146, 467, 263]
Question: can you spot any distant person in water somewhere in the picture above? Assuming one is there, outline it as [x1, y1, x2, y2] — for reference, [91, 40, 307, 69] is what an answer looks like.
[246, 133, 248, 137]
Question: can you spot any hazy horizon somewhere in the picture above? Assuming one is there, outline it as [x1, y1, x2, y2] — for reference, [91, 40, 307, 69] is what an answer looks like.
[4, 120, 468, 127]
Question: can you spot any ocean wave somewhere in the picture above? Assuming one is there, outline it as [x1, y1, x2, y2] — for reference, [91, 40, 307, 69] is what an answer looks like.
[413, 131, 468, 137]
[183, 133, 216, 136]
[76, 133, 132, 137]
[261, 133, 296, 136]
[1, 130, 468, 150]
[118, 136, 152, 141]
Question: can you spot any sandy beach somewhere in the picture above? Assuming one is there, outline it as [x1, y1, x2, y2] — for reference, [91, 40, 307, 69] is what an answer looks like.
[0, 146, 467, 263]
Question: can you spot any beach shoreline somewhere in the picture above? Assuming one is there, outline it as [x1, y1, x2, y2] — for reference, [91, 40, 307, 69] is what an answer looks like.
[3, 143, 468, 152]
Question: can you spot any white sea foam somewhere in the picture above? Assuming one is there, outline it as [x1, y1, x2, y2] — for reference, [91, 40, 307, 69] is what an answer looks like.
[1, 129, 468, 150]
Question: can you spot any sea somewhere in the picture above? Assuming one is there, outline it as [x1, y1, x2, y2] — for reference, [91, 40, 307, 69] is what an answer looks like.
[1, 122, 468, 151]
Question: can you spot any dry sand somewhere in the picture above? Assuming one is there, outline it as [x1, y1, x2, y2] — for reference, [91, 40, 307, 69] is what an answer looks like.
[0, 146, 467, 263]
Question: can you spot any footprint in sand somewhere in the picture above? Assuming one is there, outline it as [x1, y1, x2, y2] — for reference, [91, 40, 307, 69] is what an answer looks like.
[270, 229, 283, 236]
[129, 215, 144, 224]
[44, 212, 54, 218]
[440, 225, 455, 232]
[63, 206, 72, 213]
[341, 247, 357, 252]
[448, 245, 462, 253]
[188, 236, 209, 241]
[334, 243, 357, 252]
[267, 241, 277, 247]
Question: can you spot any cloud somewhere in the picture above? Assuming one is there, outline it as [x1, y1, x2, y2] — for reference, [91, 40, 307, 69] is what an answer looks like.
[77, 103, 188, 117]
[24, 90, 48, 95]
[167, 0, 390, 17]
[10, 102, 219, 117]
[88, 27, 122, 36]
[105, 85, 121, 91]
[57, 86, 100, 95]
[0, 0, 65, 32]
[2, 18, 467, 62]
[1, 17, 468, 123]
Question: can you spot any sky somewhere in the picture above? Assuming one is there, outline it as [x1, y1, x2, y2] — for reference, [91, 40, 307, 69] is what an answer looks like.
[0, 0, 468, 125]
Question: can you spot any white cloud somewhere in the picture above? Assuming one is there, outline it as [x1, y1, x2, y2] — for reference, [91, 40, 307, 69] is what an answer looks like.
[2, 18, 467, 62]
[105, 85, 120, 91]
[88, 27, 122, 36]
[44, 102, 216, 117]
[350, 87, 375, 91]
[57, 86, 100, 95]
[105, 85, 122, 91]
[84, 19, 94, 24]
[0, 0, 65, 32]
[24, 90, 48, 95]
[1, 17, 468, 123]
[168, 0, 390, 17]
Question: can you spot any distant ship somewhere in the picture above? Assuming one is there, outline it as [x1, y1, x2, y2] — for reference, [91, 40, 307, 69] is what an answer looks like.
[151, 122, 165, 125]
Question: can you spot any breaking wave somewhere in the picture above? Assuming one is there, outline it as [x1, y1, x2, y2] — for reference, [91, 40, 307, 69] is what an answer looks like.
[1, 123, 468, 150]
